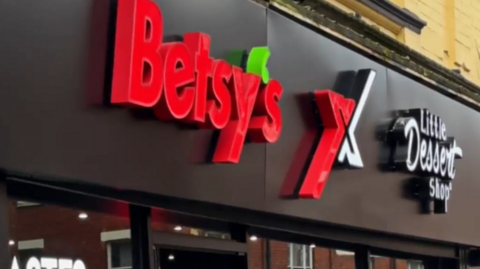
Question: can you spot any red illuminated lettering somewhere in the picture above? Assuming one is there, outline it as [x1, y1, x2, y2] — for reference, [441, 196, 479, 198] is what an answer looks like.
[110, 0, 283, 163]
[184, 33, 212, 124]
[248, 79, 283, 143]
[213, 70, 261, 163]
[154, 43, 195, 120]
[202, 60, 232, 129]
[111, 0, 164, 107]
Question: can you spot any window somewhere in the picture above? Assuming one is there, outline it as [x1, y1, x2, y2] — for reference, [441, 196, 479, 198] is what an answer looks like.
[370, 254, 425, 269]
[16, 239, 44, 266]
[269, 240, 355, 269]
[149, 215, 231, 240]
[108, 241, 132, 269]
[288, 244, 313, 269]
[18, 248, 43, 267]
[8, 197, 131, 269]
[408, 260, 424, 269]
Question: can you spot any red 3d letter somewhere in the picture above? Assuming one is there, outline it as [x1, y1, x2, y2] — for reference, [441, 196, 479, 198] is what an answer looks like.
[298, 90, 355, 199]
[154, 43, 195, 120]
[111, 0, 164, 107]
[183, 32, 213, 124]
[248, 79, 283, 143]
[202, 60, 232, 129]
[213, 69, 261, 163]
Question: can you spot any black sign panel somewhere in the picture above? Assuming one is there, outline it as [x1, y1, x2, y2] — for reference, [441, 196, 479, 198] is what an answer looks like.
[385, 109, 463, 214]
[0, 0, 480, 247]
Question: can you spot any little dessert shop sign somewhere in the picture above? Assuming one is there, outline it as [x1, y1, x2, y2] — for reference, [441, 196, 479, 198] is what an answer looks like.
[386, 109, 463, 214]
[110, 0, 283, 164]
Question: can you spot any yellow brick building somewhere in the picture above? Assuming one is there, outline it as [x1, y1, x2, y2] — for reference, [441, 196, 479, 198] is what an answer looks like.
[329, 0, 480, 84]
[269, 0, 480, 108]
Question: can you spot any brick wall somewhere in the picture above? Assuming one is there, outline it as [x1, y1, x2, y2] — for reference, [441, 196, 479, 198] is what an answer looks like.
[8, 203, 409, 269]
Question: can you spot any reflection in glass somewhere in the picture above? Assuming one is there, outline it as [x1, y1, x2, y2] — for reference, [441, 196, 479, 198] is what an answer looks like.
[110, 241, 132, 269]
[370, 255, 424, 269]
[150, 221, 231, 240]
[288, 244, 312, 269]
[7, 199, 426, 269]
[8, 199, 130, 269]
[407, 260, 424, 269]
[270, 240, 355, 269]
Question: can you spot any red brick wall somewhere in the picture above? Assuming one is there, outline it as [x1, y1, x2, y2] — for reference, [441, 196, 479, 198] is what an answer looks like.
[8, 203, 412, 269]
[270, 241, 289, 269]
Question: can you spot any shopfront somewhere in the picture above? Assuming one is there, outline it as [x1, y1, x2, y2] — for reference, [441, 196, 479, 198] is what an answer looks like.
[0, 0, 479, 268]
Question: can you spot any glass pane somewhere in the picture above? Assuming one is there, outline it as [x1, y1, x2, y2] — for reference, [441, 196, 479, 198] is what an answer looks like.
[370, 255, 424, 269]
[290, 244, 305, 267]
[305, 245, 312, 267]
[8, 198, 131, 269]
[331, 249, 355, 268]
[111, 241, 132, 268]
[18, 249, 42, 267]
[150, 209, 231, 240]
[408, 260, 425, 269]
[266, 240, 354, 269]
[370, 256, 391, 269]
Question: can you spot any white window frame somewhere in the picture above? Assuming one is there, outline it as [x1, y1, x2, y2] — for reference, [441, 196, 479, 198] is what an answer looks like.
[288, 244, 313, 269]
[16, 201, 41, 208]
[18, 239, 44, 250]
[335, 250, 355, 256]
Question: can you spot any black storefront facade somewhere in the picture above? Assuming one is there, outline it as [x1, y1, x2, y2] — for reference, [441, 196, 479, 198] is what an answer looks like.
[0, 0, 479, 268]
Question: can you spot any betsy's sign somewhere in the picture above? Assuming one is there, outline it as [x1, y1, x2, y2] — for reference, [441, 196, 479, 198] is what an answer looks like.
[386, 109, 463, 214]
[110, 0, 283, 164]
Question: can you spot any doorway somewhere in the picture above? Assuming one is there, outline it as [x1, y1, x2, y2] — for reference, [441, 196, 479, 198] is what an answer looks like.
[157, 247, 247, 269]
[152, 230, 248, 269]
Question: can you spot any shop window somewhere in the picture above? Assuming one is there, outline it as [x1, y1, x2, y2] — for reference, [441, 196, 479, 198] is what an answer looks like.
[150, 221, 231, 240]
[329, 249, 355, 268]
[150, 213, 247, 269]
[267, 239, 355, 269]
[18, 248, 43, 267]
[408, 260, 424, 269]
[288, 244, 313, 269]
[204, 231, 231, 240]
[370, 255, 425, 269]
[108, 241, 132, 269]
[8, 197, 131, 269]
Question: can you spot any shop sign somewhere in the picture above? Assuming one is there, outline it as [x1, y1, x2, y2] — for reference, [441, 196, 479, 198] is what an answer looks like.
[281, 69, 376, 199]
[11, 257, 86, 269]
[110, 0, 283, 164]
[385, 109, 463, 214]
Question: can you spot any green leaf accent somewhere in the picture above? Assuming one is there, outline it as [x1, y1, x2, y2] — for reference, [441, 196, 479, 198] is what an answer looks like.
[246, 47, 271, 84]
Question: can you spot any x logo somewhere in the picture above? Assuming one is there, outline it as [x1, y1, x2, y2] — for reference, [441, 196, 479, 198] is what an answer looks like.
[337, 69, 376, 168]
[297, 69, 376, 199]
